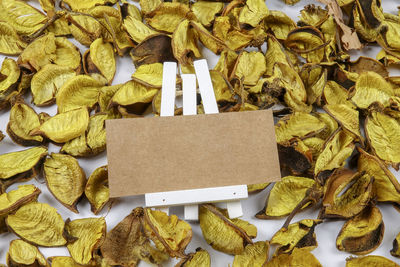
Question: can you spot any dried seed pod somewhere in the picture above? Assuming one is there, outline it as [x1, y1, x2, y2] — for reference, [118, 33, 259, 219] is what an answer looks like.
[84, 38, 116, 84]
[353, 0, 384, 42]
[143, 208, 192, 258]
[199, 204, 256, 255]
[190, 21, 227, 55]
[6, 202, 67, 247]
[348, 56, 388, 77]
[322, 170, 374, 219]
[65, 217, 106, 265]
[271, 219, 321, 254]
[314, 130, 354, 176]
[0, 58, 20, 110]
[0, 0, 46, 36]
[7, 239, 49, 267]
[98, 84, 123, 113]
[0, 22, 27, 55]
[358, 147, 400, 203]
[191, 1, 223, 27]
[265, 247, 322, 267]
[100, 207, 169, 266]
[85, 165, 109, 214]
[247, 183, 270, 193]
[278, 139, 313, 174]
[256, 176, 316, 219]
[232, 51, 266, 86]
[44, 153, 86, 213]
[346, 255, 399, 267]
[299, 64, 326, 105]
[130, 34, 175, 66]
[0, 131, 4, 142]
[0, 146, 47, 180]
[7, 100, 43, 146]
[56, 75, 104, 113]
[275, 112, 326, 144]
[176, 248, 211, 267]
[285, 27, 327, 63]
[350, 71, 394, 109]
[365, 111, 400, 168]
[391, 232, 400, 257]
[49, 257, 84, 267]
[146, 3, 195, 33]
[323, 104, 363, 144]
[232, 241, 269, 267]
[172, 19, 201, 66]
[30, 107, 89, 143]
[336, 205, 384, 254]
[265, 36, 294, 76]
[31, 64, 76, 106]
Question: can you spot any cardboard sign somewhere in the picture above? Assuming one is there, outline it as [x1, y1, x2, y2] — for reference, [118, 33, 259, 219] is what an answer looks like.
[106, 110, 281, 198]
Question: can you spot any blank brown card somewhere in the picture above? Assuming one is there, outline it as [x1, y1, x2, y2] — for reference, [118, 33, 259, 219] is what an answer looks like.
[106, 109, 281, 198]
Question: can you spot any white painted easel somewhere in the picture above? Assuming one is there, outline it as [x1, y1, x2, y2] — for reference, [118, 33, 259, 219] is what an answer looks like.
[145, 60, 248, 220]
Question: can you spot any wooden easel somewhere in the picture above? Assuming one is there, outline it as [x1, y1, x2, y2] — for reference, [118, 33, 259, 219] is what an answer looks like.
[144, 60, 248, 220]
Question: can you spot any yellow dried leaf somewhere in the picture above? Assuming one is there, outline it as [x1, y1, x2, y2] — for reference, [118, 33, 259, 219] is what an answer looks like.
[140, 0, 162, 14]
[323, 80, 355, 108]
[337, 205, 384, 254]
[265, 36, 293, 76]
[346, 255, 399, 267]
[56, 75, 104, 113]
[324, 104, 363, 143]
[192, 1, 223, 27]
[358, 148, 400, 203]
[199, 204, 255, 255]
[123, 16, 157, 44]
[365, 111, 400, 167]
[275, 112, 326, 144]
[6, 202, 67, 247]
[66, 217, 106, 265]
[31, 107, 89, 143]
[67, 14, 102, 46]
[146, 3, 194, 33]
[0, 146, 47, 180]
[314, 130, 354, 176]
[256, 176, 316, 219]
[49, 257, 84, 267]
[132, 63, 163, 88]
[0, 58, 20, 108]
[62, 0, 117, 11]
[265, 247, 322, 267]
[31, 64, 76, 106]
[271, 219, 321, 254]
[111, 80, 159, 107]
[264, 11, 296, 40]
[53, 37, 81, 70]
[0, 0, 46, 36]
[232, 241, 269, 267]
[7, 239, 49, 267]
[172, 19, 201, 65]
[0, 185, 40, 216]
[0, 22, 26, 55]
[87, 38, 116, 84]
[44, 153, 86, 213]
[233, 51, 266, 86]
[7, 101, 43, 146]
[299, 64, 326, 105]
[191, 21, 226, 55]
[350, 71, 394, 109]
[85, 165, 109, 214]
[143, 208, 192, 258]
[239, 0, 269, 27]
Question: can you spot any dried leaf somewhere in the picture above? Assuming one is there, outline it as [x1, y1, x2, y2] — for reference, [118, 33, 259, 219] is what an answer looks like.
[232, 241, 269, 267]
[6, 202, 67, 247]
[85, 165, 109, 214]
[7, 239, 49, 267]
[0, 22, 27, 55]
[346, 255, 399, 267]
[176, 248, 211, 267]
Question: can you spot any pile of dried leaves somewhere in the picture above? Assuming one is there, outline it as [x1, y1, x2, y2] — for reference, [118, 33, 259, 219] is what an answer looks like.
[1, 0, 400, 265]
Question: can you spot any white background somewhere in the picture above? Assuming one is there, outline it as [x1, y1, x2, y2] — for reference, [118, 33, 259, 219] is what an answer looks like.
[1, 0, 400, 266]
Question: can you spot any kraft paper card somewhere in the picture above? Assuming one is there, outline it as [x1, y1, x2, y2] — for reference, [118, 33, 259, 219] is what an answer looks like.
[106, 110, 281, 197]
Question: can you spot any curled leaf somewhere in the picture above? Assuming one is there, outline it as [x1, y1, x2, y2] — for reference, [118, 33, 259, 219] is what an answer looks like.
[44, 153, 86, 213]
[6, 202, 67, 247]
[199, 204, 256, 255]
[85, 165, 109, 214]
